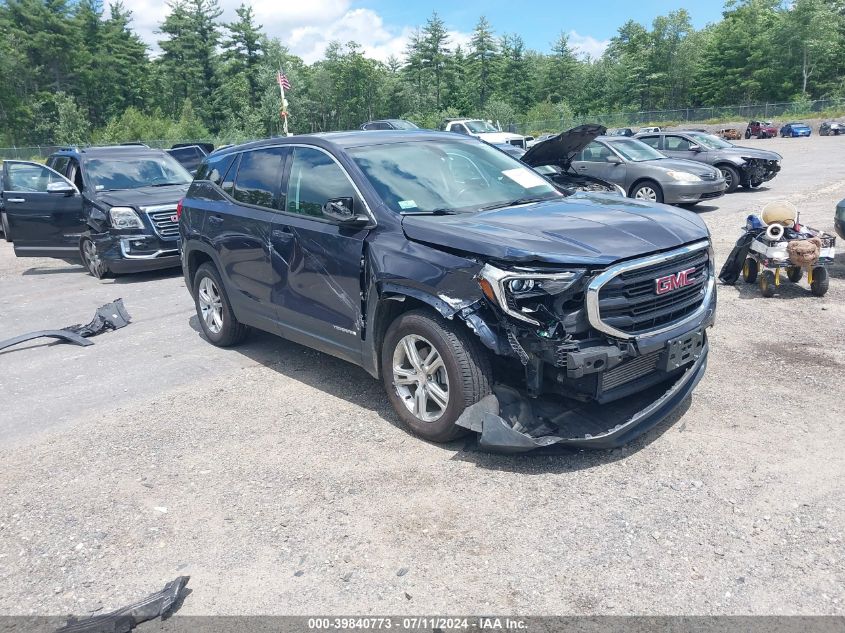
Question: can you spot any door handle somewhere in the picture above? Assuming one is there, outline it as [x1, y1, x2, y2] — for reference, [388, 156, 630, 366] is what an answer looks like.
[575, 165, 587, 170]
[7, 198, 25, 203]
[207, 215, 223, 224]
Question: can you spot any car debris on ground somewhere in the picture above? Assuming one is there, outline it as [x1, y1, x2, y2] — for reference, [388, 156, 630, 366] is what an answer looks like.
[0, 299, 130, 352]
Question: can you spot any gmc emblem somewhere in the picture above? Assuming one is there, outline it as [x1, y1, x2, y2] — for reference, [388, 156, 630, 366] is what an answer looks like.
[655, 267, 697, 295]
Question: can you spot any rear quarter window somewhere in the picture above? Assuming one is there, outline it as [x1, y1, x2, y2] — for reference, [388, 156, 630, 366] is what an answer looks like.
[196, 153, 236, 186]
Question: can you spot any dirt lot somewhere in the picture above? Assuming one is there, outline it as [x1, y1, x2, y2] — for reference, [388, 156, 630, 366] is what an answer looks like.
[1, 136, 843, 618]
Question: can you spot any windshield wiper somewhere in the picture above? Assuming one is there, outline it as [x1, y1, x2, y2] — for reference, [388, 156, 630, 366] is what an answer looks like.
[400, 208, 458, 215]
[479, 196, 555, 211]
[149, 182, 187, 187]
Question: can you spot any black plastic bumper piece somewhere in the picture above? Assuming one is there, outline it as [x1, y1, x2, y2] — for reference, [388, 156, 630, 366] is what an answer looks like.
[456, 340, 709, 454]
[55, 576, 189, 633]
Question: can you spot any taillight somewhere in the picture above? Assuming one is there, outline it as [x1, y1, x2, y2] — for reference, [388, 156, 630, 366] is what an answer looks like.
[176, 198, 184, 219]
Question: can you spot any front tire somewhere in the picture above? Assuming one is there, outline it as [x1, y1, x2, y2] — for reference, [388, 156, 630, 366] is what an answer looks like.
[79, 234, 111, 279]
[1, 211, 11, 242]
[193, 262, 249, 346]
[759, 270, 776, 297]
[786, 266, 803, 283]
[719, 165, 741, 193]
[742, 258, 758, 283]
[381, 309, 492, 443]
[630, 180, 664, 203]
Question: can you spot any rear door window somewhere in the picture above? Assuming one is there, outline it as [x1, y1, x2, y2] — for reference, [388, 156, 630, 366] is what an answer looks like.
[232, 148, 286, 209]
[664, 135, 692, 151]
[638, 136, 662, 150]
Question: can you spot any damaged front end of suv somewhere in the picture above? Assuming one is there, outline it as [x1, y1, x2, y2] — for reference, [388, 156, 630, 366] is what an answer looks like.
[372, 196, 716, 453]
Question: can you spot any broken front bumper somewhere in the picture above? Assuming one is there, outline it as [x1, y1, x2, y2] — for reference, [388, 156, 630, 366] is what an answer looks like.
[93, 232, 181, 273]
[456, 338, 709, 453]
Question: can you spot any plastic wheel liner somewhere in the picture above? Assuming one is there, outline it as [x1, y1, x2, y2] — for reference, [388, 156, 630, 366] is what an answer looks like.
[0, 299, 131, 352]
[455, 341, 709, 454]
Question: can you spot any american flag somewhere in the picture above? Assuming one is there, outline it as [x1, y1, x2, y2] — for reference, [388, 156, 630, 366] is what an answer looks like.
[276, 71, 291, 91]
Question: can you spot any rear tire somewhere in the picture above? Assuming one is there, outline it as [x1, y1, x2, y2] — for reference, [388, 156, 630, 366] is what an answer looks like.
[381, 309, 492, 443]
[786, 266, 803, 283]
[759, 270, 776, 297]
[742, 258, 758, 284]
[810, 267, 829, 297]
[719, 165, 741, 193]
[193, 262, 249, 346]
[630, 180, 664, 204]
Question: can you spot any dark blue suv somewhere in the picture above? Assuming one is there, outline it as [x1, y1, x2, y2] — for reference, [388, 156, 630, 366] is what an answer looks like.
[0, 145, 191, 277]
[180, 131, 716, 452]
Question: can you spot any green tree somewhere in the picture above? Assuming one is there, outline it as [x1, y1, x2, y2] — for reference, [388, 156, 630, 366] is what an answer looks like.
[469, 16, 498, 108]
[421, 12, 450, 109]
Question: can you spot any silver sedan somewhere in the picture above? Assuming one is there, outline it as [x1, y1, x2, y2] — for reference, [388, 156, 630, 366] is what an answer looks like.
[570, 136, 726, 205]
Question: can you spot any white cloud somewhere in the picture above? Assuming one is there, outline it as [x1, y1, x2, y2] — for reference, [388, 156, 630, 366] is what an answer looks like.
[568, 30, 609, 59]
[126, 0, 471, 65]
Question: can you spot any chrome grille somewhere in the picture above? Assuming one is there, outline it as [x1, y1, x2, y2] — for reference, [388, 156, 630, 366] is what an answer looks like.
[146, 207, 179, 238]
[591, 244, 711, 338]
[601, 352, 661, 391]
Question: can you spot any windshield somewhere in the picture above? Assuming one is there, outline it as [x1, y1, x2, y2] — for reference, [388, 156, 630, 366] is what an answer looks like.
[607, 138, 666, 162]
[349, 139, 560, 214]
[84, 154, 193, 191]
[465, 120, 499, 133]
[686, 132, 734, 149]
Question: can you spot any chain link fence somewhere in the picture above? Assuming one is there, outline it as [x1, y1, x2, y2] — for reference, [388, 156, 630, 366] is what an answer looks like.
[512, 98, 845, 135]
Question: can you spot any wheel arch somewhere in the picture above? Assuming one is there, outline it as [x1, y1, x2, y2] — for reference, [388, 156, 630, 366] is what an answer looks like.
[184, 243, 219, 294]
[628, 177, 663, 198]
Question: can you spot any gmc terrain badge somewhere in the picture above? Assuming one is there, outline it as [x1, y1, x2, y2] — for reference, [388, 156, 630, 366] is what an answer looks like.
[655, 267, 697, 295]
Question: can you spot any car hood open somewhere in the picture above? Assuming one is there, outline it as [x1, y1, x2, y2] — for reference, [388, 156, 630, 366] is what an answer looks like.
[521, 124, 607, 171]
[401, 195, 709, 266]
[94, 184, 190, 209]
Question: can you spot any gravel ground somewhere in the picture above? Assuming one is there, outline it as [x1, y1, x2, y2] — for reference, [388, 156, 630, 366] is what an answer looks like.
[0, 136, 843, 618]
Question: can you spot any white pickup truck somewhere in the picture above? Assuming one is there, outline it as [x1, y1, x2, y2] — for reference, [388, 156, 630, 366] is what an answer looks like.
[441, 118, 527, 149]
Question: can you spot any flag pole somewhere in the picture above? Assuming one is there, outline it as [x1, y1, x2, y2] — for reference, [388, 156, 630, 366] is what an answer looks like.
[278, 65, 290, 137]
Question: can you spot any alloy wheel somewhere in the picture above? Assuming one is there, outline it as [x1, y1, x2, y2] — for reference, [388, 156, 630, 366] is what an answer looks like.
[81, 238, 106, 278]
[719, 168, 733, 189]
[197, 276, 224, 334]
[634, 186, 658, 202]
[392, 334, 450, 423]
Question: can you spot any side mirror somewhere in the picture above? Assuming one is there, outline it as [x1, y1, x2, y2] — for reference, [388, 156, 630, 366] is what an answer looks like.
[689, 144, 702, 152]
[47, 181, 76, 195]
[606, 155, 622, 164]
[322, 197, 366, 225]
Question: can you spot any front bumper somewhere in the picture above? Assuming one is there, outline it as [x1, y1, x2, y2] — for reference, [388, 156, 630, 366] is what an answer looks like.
[662, 179, 726, 204]
[457, 337, 709, 453]
[94, 232, 181, 273]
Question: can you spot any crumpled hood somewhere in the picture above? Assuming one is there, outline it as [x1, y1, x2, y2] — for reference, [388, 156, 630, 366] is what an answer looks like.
[93, 184, 190, 210]
[401, 195, 709, 266]
[721, 145, 781, 161]
[476, 131, 524, 144]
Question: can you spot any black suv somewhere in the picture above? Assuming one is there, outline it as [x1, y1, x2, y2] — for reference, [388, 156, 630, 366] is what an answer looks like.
[0, 145, 191, 277]
[180, 131, 715, 452]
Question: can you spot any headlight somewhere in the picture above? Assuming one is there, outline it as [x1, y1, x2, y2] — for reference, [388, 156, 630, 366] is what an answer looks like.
[109, 206, 144, 229]
[666, 170, 701, 182]
[478, 263, 584, 325]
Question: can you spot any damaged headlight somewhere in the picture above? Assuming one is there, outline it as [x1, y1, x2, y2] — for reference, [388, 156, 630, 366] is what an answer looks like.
[478, 263, 584, 325]
[109, 206, 144, 230]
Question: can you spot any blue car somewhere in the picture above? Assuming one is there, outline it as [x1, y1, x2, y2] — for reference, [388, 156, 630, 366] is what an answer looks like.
[780, 122, 812, 138]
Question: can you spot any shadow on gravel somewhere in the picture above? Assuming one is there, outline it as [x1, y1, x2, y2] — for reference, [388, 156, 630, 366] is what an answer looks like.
[722, 276, 833, 300]
[186, 315, 689, 473]
[108, 267, 184, 285]
[680, 203, 719, 214]
[22, 264, 84, 276]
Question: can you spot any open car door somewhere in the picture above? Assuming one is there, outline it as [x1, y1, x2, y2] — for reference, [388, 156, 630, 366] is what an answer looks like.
[1, 160, 86, 258]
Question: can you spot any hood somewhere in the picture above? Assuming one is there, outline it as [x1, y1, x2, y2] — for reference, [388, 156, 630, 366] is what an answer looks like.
[93, 184, 191, 209]
[401, 195, 709, 266]
[642, 158, 721, 176]
[521, 124, 606, 170]
[719, 145, 782, 161]
[476, 131, 524, 144]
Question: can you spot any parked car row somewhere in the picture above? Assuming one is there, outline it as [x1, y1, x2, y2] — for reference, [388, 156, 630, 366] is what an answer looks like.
[1, 129, 717, 451]
[745, 119, 843, 138]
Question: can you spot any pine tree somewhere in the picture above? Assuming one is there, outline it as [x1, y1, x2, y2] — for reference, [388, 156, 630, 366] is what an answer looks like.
[421, 12, 450, 109]
[469, 16, 498, 108]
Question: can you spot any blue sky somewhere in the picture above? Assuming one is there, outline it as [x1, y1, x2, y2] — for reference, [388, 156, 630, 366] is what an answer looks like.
[131, 0, 727, 62]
